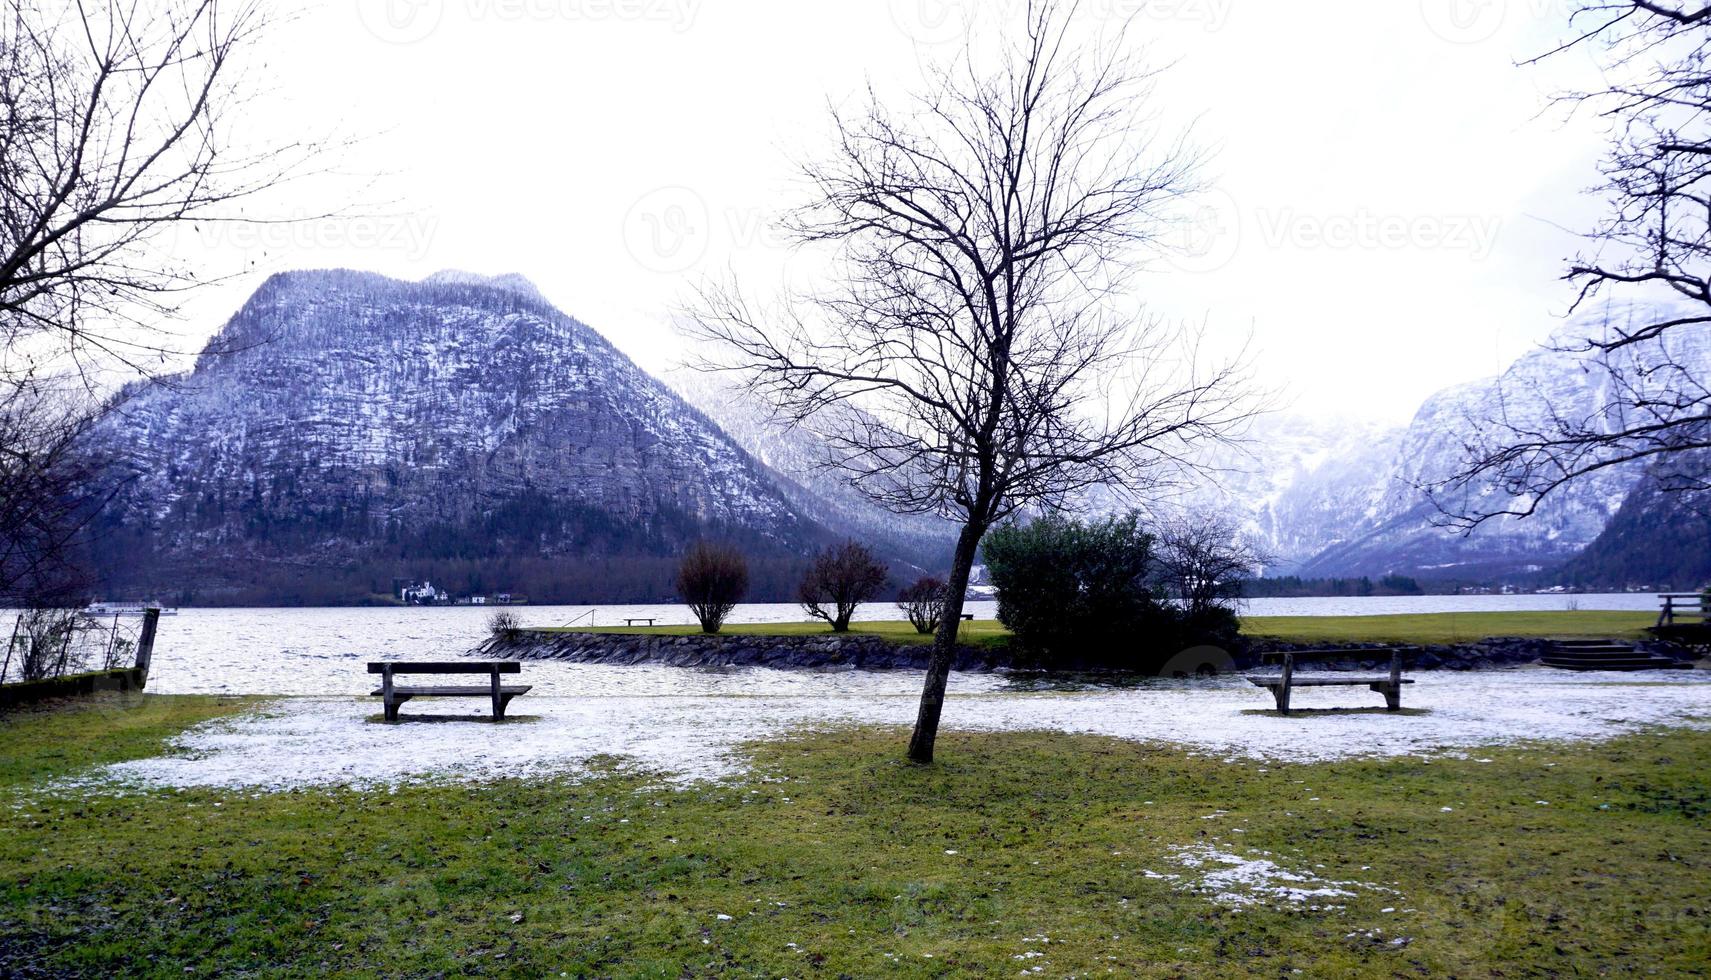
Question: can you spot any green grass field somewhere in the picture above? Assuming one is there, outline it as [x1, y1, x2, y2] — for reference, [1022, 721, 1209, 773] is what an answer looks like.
[1239, 610, 1658, 645]
[551, 609, 1659, 648]
[3, 694, 1708, 976]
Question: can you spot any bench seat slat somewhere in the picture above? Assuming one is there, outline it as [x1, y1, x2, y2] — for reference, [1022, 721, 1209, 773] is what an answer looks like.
[1245, 676, 1415, 687]
[369, 685, 532, 697]
[367, 661, 520, 674]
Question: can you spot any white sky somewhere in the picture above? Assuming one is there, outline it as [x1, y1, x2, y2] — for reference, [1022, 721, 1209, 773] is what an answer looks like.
[165, 0, 1618, 425]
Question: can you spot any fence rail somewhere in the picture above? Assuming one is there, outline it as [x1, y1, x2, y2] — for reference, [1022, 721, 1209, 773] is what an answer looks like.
[1657, 594, 1708, 628]
[1, 608, 159, 688]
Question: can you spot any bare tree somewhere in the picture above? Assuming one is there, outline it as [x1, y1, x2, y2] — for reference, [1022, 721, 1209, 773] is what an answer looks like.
[1435, 2, 1711, 526]
[690, 2, 1254, 761]
[797, 540, 888, 632]
[0, 374, 109, 605]
[677, 541, 749, 634]
[0, 0, 322, 600]
[1, 0, 321, 375]
[896, 576, 948, 634]
[1153, 510, 1265, 618]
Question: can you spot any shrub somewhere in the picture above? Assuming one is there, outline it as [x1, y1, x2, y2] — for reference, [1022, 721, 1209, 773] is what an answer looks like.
[798, 541, 888, 632]
[487, 609, 522, 641]
[1153, 510, 1266, 617]
[677, 541, 749, 634]
[984, 512, 1238, 671]
[896, 576, 948, 634]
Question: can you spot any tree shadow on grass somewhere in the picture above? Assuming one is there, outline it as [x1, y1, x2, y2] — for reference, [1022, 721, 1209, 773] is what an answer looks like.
[1237, 707, 1433, 718]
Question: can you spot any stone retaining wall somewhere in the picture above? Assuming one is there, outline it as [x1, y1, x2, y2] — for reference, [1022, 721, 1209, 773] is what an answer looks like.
[478, 630, 1694, 674]
[478, 630, 1004, 671]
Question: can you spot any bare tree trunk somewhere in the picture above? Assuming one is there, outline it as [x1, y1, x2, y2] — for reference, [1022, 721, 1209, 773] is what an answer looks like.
[907, 521, 984, 763]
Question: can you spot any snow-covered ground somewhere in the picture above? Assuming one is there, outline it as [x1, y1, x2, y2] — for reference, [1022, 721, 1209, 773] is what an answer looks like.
[76, 670, 1711, 791]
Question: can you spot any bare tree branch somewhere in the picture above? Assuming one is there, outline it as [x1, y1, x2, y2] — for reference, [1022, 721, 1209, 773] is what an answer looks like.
[685, 0, 1258, 762]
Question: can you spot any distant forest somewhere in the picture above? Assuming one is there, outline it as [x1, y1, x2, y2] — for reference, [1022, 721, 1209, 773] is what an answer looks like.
[1241, 574, 1428, 598]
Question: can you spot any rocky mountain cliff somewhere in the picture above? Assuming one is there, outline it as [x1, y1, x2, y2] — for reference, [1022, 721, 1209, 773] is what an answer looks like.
[84, 270, 842, 603]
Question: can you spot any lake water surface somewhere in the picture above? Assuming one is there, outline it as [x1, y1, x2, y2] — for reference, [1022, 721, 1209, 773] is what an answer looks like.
[37, 592, 1707, 791]
[132, 593, 1668, 697]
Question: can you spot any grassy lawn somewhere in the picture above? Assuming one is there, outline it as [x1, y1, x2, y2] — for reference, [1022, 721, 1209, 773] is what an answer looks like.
[551, 610, 1659, 648]
[4, 695, 1710, 976]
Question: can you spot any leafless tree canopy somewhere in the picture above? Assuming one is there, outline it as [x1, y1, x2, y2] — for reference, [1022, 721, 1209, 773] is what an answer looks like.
[895, 575, 948, 634]
[797, 540, 888, 633]
[0, 379, 103, 604]
[1152, 509, 1264, 619]
[0, 0, 319, 376]
[676, 541, 750, 634]
[1436, 1, 1711, 526]
[689, 1, 1254, 761]
[0, 0, 317, 602]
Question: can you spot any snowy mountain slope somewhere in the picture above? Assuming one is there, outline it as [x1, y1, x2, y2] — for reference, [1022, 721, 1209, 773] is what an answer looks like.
[83, 270, 838, 600]
[1292, 309, 1711, 579]
[664, 372, 959, 570]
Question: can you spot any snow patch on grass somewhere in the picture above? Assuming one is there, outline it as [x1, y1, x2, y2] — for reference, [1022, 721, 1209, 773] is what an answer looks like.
[64, 670, 1711, 791]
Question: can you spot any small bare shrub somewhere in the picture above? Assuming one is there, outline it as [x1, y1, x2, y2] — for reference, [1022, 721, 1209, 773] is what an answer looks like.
[896, 576, 948, 635]
[487, 609, 522, 641]
[798, 541, 888, 633]
[678, 541, 749, 634]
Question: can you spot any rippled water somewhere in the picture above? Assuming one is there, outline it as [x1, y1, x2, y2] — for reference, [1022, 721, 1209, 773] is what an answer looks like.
[132, 593, 1669, 697]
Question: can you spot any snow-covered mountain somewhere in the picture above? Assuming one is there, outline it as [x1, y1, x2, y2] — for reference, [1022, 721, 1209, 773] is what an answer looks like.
[1052, 307, 1709, 583]
[1287, 309, 1711, 580]
[664, 372, 958, 570]
[83, 270, 840, 602]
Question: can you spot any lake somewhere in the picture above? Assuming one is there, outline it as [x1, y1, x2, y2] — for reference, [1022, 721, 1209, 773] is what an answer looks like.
[127, 593, 1667, 697]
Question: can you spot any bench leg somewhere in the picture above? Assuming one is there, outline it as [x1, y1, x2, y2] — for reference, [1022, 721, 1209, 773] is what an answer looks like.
[384, 694, 401, 722]
[1373, 682, 1401, 711]
[1273, 684, 1290, 715]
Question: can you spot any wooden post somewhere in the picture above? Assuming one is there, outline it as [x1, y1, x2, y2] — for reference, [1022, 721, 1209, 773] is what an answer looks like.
[134, 608, 161, 680]
[490, 667, 503, 721]
[52, 621, 73, 679]
[1276, 651, 1294, 714]
[382, 664, 397, 722]
[1384, 648, 1403, 710]
[102, 613, 120, 669]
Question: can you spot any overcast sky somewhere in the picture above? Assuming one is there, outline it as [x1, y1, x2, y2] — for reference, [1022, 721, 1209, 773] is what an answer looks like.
[169, 0, 1617, 426]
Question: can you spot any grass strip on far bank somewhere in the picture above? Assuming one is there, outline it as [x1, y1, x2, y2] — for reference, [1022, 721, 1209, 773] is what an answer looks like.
[551, 617, 1014, 648]
[1240, 610, 1657, 645]
[546, 610, 1659, 648]
[1, 697, 1708, 976]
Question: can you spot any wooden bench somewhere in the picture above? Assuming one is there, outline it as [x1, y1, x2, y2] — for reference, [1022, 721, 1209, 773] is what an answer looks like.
[367, 661, 530, 722]
[624, 618, 656, 627]
[1657, 593, 1707, 627]
[1245, 648, 1414, 714]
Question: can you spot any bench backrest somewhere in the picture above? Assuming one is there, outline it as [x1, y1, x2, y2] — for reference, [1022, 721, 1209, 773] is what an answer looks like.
[366, 661, 521, 674]
[1262, 648, 1411, 686]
